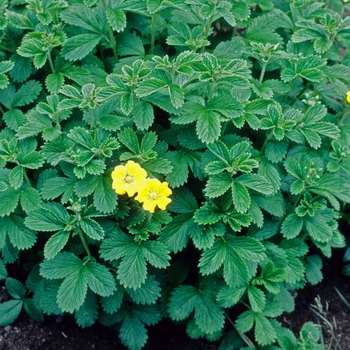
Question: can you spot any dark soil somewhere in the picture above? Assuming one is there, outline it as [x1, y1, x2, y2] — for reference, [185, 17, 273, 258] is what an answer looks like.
[0, 252, 349, 350]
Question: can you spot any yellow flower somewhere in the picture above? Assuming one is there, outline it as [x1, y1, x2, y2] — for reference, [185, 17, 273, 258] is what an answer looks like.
[347, 91, 350, 104]
[135, 178, 172, 213]
[111, 160, 147, 197]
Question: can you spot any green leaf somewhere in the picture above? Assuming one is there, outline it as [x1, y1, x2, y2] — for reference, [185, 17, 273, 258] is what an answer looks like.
[6, 215, 37, 250]
[40, 252, 83, 280]
[237, 174, 274, 195]
[136, 79, 168, 97]
[118, 245, 147, 290]
[106, 8, 126, 32]
[44, 230, 70, 260]
[45, 73, 64, 94]
[57, 267, 88, 313]
[3, 109, 25, 130]
[141, 241, 170, 269]
[20, 187, 41, 212]
[0, 187, 21, 216]
[247, 285, 266, 313]
[165, 151, 190, 188]
[304, 255, 323, 285]
[159, 214, 194, 253]
[80, 217, 104, 241]
[0, 300, 23, 326]
[0, 259, 7, 280]
[25, 204, 66, 232]
[101, 289, 123, 314]
[20, 152, 45, 169]
[119, 312, 148, 350]
[196, 109, 221, 144]
[205, 173, 233, 198]
[6, 277, 26, 299]
[254, 314, 277, 346]
[281, 213, 303, 239]
[235, 310, 255, 333]
[217, 285, 246, 308]
[61, 33, 102, 61]
[23, 298, 44, 322]
[41, 176, 76, 200]
[126, 275, 161, 305]
[305, 216, 332, 243]
[12, 80, 42, 108]
[118, 128, 139, 154]
[232, 181, 250, 213]
[85, 261, 116, 297]
[132, 101, 154, 130]
[168, 285, 198, 321]
[9, 166, 23, 189]
[75, 290, 98, 328]
[168, 84, 184, 109]
[93, 176, 118, 214]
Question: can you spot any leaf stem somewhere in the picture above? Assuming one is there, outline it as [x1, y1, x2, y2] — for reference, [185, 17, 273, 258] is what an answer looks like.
[0, 104, 5, 116]
[47, 48, 55, 74]
[89, 108, 95, 128]
[23, 168, 33, 188]
[260, 130, 274, 154]
[258, 62, 267, 86]
[150, 13, 157, 55]
[101, 0, 118, 62]
[201, 14, 214, 53]
[76, 223, 92, 260]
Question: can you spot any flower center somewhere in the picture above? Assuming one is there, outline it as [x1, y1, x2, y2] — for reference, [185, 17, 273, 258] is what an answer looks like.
[149, 191, 158, 200]
[125, 175, 134, 184]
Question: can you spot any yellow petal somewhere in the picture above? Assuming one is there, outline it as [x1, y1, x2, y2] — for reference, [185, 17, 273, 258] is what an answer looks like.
[112, 179, 127, 194]
[347, 91, 350, 104]
[145, 178, 161, 191]
[156, 197, 172, 210]
[135, 187, 150, 202]
[157, 182, 172, 197]
[125, 183, 140, 197]
[111, 166, 126, 180]
[125, 160, 142, 175]
[142, 199, 157, 213]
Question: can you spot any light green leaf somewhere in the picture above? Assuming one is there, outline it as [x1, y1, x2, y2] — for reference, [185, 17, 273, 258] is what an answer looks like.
[141, 241, 170, 269]
[119, 312, 148, 350]
[304, 255, 323, 285]
[281, 213, 303, 239]
[106, 8, 126, 32]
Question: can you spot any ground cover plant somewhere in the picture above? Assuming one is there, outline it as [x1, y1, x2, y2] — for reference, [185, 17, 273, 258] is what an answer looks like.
[0, 0, 350, 349]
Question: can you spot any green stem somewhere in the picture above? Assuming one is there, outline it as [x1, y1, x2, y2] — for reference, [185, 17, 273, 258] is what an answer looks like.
[150, 13, 157, 55]
[47, 49, 55, 74]
[260, 130, 274, 154]
[89, 108, 95, 128]
[23, 168, 33, 188]
[258, 62, 267, 86]
[101, 0, 118, 62]
[224, 312, 256, 348]
[0, 104, 5, 116]
[231, 26, 236, 38]
[297, 81, 311, 100]
[77, 224, 92, 260]
[200, 14, 214, 53]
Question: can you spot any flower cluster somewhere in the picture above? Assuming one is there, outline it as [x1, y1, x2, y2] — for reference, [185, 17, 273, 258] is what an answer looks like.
[111, 160, 172, 213]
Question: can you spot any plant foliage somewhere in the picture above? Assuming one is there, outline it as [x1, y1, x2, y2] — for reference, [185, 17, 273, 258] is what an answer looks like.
[1, 0, 350, 348]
